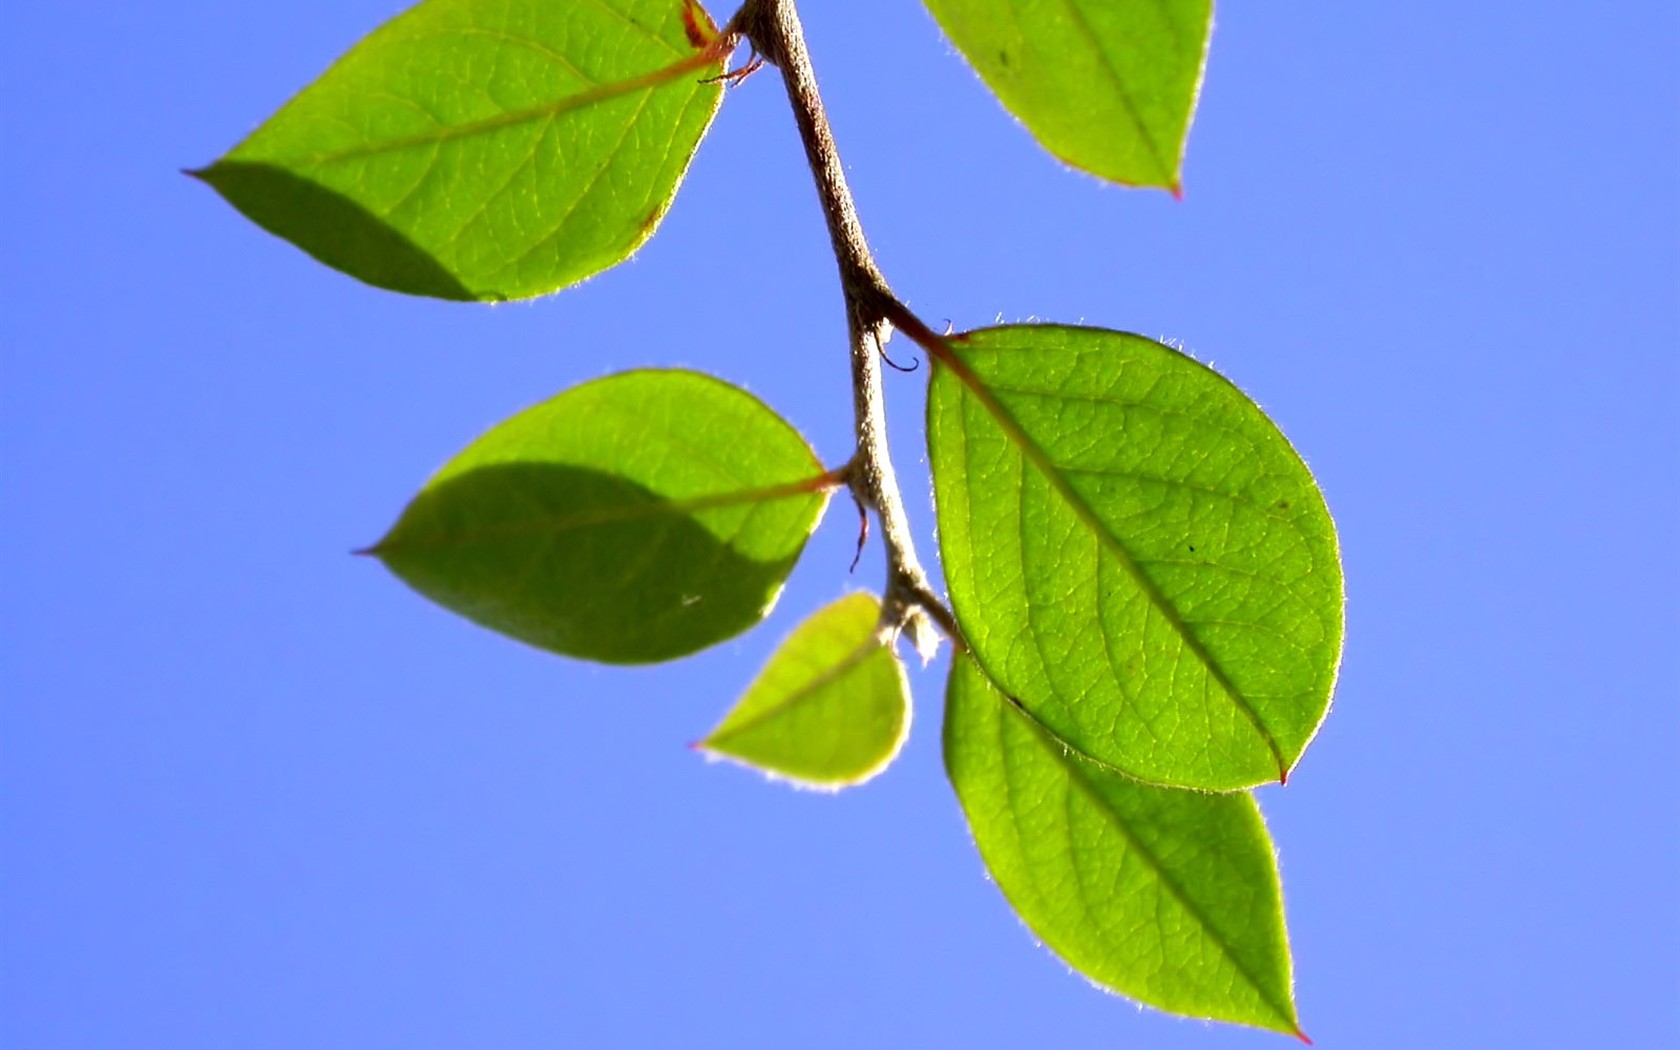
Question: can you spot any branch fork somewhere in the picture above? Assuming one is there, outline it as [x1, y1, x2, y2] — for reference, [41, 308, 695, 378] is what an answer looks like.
[730, 0, 964, 658]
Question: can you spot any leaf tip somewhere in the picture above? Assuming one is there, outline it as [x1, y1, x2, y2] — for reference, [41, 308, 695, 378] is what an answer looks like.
[352, 535, 401, 562]
[1170, 181, 1185, 201]
[1294, 1026, 1314, 1045]
[689, 737, 733, 762]
[1277, 747, 1304, 785]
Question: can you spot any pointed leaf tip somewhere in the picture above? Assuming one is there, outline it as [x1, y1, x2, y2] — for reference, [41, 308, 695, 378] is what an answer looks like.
[945, 658, 1300, 1033]
[922, 0, 1210, 190]
[200, 0, 727, 300]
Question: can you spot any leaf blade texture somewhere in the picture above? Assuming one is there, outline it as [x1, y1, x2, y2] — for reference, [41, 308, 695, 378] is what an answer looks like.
[926, 325, 1342, 790]
[945, 657, 1300, 1035]
[921, 0, 1211, 190]
[193, 0, 726, 301]
[371, 369, 829, 663]
[698, 593, 909, 788]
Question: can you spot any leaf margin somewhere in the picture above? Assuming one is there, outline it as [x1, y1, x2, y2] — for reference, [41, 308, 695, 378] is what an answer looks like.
[943, 654, 1305, 1037]
[695, 591, 912, 791]
[923, 321, 1345, 791]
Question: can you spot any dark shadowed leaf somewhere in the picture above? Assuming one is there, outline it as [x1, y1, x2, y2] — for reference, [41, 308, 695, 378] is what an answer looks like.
[698, 592, 909, 789]
[921, 0, 1211, 190]
[945, 657, 1301, 1035]
[370, 370, 830, 663]
[927, 325, 1342, 790]
[193, 0, 728, 300]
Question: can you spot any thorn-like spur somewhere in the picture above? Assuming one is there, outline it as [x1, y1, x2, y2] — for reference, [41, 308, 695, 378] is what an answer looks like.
[848, 486, 869, 573]
[704, 52, 765, 87]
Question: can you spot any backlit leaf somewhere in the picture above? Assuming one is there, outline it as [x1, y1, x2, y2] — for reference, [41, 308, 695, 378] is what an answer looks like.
[698, 593, 909, 789]
[927, 325, 1342, 790]
[370, 369, 830, 663]
[945, 657, 1301, 1035]
[193, 0, 728, 301]
[921, 0, 1211, 190]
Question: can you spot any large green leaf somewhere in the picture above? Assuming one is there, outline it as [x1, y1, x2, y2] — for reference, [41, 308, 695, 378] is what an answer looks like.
[945, 657, 1300, 1035]
[369, 369, 830, 663]
[697, 593, 909, 789]
[192, 0, 728, 301]
[921, 0, 1211, 190]
[927, 325, 1341, 790]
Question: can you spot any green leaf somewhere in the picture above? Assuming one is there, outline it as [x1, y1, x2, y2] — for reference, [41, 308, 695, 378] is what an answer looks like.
[926, 325, 1342, 790]
[369, 369, 830, 663]
[945, 657, 1301, 1036]
[192, 0, 728, 301]
[697, 593, 909, 789]
[921, 0, 1211, 190]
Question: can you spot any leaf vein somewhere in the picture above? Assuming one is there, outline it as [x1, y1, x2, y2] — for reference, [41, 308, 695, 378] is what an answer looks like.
[1051, 0, 1172, 181]
[1012, 696, 1294, 1025]
[265, 50, 713, 169]
[949, 364, 1289, 780]
[370, 473, 827, 554]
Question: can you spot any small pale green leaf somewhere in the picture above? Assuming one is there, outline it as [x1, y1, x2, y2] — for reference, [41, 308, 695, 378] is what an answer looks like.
[921, 0, 1211, 190]
[945, 657, 1300, 1035]
[370, 370, 830, 663]
[193, 0, 728, 301]
[698, 593, 909, 789]
[927, 325, 1342, 790]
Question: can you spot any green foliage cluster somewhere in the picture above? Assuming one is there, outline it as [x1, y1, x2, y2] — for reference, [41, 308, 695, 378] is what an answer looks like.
[196, 0, 1342, 1036]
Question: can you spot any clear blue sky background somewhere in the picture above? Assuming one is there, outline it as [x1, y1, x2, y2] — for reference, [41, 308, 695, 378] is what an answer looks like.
[4, 2, 1676, 1047]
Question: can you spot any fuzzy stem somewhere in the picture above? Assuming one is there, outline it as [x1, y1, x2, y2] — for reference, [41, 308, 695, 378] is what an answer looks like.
[732, 0, 963, 654]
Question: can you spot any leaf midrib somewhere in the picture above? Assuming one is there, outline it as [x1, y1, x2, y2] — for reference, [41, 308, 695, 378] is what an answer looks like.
[1003, 693, 1296, 1031]
[1051, 0, 1172, 182]
[936, 349, 1290, 781]
[705, 635, 886, 748]
[370, 473, 827, 554]
[242, 48, 719, 170]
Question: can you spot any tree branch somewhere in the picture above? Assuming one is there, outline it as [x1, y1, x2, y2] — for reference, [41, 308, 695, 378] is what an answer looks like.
[732, 0, 964, 657]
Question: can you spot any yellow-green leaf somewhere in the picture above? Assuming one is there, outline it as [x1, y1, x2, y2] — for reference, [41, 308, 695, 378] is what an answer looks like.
[698, 593, 909, 789]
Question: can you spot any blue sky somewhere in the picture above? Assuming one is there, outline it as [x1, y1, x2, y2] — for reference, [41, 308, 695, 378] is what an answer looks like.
[4, 2, 1676, 1047]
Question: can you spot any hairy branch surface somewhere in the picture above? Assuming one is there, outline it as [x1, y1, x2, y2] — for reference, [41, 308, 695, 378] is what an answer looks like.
[732, 0, 963, 657]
